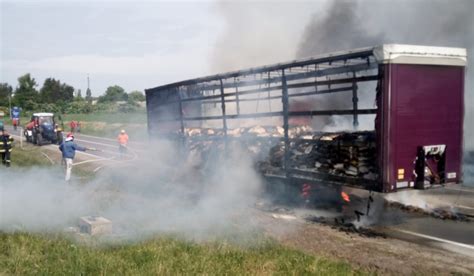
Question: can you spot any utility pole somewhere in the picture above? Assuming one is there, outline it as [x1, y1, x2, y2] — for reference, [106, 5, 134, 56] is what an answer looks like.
[86, 74, 92, 104]
[8, 90, 12, 119]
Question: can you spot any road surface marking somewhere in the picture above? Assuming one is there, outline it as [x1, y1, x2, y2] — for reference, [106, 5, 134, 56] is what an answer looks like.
[392, 228, 474, 250]
[445, 187, 474, 194]
[76, 133, 118, 142]
[455, 205, 474, 210]
[77, 133, 145, 146]
[74, 138, 118, 148]
[74, 137, 143, 154]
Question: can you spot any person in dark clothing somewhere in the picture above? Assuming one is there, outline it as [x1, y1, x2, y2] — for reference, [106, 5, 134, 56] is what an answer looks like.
[0, 130, 14, 167]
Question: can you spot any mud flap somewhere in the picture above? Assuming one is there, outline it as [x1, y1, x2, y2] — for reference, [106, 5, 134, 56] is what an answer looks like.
[414, 145, 446, 189]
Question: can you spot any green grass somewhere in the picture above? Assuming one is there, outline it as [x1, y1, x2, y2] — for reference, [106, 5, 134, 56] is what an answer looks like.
[0, 232, 361, 275]
[62, 113, 148, 139]
[61, 112, 146, 124]
[10, 143, 52, 168]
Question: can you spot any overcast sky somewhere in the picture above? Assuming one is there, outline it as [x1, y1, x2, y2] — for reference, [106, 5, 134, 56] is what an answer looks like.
[0, 0, 224, 96]
[0, 0, 317, 96]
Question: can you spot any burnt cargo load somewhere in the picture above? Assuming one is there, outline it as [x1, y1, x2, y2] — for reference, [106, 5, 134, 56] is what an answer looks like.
[145, 44, 467, 193]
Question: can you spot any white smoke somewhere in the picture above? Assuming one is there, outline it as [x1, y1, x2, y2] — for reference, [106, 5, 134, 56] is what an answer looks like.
[0, 140, 263, 241]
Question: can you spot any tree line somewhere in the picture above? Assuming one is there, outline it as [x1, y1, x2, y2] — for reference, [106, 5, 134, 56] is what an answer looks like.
[0, 73, 145, 114]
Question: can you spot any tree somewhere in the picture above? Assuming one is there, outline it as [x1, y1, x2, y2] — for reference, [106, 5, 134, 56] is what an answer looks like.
[77, 89, 83, 99]
[86, 87, 92, 103]
[60, 83, 74, 102]
[39, 78, 74, 104]
[98, 85, 128, 103]
[13, 73, 39, 110]
[128, 90, 145, 102]
[40, 78, 61, 103]
[0, 83, 13, 107]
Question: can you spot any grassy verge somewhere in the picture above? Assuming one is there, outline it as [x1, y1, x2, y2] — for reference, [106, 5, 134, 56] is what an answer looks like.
[8, 141, 93, 182]
[0, 232, 361, 275]
[10, 143, 52, 168]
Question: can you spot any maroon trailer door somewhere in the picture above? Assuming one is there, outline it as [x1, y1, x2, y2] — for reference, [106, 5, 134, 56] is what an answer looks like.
[378, 64, 465, 192]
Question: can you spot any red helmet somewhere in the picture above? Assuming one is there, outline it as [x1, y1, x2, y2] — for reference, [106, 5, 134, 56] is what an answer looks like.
[66, 133, 74, 141]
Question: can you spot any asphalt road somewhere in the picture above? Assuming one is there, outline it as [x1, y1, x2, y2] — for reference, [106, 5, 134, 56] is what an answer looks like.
[348, 185, 474, 257]
[4, 125, 141, 169]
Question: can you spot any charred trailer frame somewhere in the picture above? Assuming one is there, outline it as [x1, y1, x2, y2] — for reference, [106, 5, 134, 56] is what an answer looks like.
[145, 44, 467, 193]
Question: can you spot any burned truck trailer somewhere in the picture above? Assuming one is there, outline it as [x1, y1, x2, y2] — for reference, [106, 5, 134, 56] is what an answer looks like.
[145, 44, 467, 193]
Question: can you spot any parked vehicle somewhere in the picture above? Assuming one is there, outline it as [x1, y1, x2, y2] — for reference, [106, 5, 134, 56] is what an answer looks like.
[24, 113, 63, 145]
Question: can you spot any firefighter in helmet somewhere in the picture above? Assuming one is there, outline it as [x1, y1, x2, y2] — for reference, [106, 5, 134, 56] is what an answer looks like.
[0, 129, 14, 167]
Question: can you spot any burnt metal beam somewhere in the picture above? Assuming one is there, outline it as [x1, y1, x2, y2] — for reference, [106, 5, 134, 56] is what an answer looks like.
[155, 108, 377, 122]
[352, 72, 359, 128]
[282, 70, 290, 174]
[158, 63, 378, 104]
[176, 88, 185, 134]
[206, 62, 377, 95]
[235, 82, 240, 115]
[219, 79, 228, 137]
[146, 49, 374, 92]
[288, 109, 376, 117]
[199, 86, 357, 105]
[174, 74, 378, 104]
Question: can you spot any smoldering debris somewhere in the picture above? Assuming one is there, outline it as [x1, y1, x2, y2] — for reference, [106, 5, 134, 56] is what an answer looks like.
[255, 193, 385, 238]
[386, 201, 470, 222]
[306, 215, 386, 238]
[184, 126, 378, 181]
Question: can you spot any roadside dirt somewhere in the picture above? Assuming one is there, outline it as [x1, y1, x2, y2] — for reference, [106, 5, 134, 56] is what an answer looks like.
[256, 210, 474, 275]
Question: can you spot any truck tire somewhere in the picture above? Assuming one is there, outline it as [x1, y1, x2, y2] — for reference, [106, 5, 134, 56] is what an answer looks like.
[24, 130, 30, 143]
[36, 134, 43, 146]
[57, 132, 63, 145]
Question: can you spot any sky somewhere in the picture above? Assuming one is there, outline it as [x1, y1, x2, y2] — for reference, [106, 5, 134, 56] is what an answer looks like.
[0, 0, 316, 96]
[0, 0, 223, 96]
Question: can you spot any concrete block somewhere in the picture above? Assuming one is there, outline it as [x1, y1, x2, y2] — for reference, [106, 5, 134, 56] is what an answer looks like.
[79, 216, 112, 235]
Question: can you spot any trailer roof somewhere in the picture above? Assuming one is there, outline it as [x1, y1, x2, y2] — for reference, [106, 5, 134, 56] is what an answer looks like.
[373, 44, 467, 66]
[146, 44, 467, 93]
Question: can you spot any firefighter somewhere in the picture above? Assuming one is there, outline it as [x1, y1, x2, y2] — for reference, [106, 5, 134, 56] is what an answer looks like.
[0, 129, 14, 167]
[59, 133, 87, 181]
[117, 129, 129, 158]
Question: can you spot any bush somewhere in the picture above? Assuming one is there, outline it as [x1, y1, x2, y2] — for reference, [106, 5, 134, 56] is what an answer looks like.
[118, 101, 140, 113]
[64, 101, 94, 114]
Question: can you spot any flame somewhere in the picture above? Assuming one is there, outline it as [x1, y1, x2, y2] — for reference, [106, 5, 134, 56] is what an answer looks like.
[341, 191, 350, 203]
